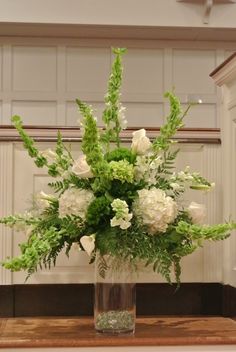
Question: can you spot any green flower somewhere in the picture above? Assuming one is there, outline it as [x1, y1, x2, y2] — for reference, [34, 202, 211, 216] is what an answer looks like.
[109, 160, 134, 183]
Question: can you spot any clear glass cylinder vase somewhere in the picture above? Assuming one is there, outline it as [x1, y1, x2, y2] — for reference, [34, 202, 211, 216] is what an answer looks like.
[94, 254, 136, 334]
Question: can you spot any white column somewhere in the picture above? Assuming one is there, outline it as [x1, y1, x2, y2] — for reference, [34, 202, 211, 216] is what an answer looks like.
[211, 54, 236, 287]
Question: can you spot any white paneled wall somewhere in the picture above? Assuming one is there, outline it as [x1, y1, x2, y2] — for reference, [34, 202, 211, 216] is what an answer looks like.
[0, 40, 233, 128]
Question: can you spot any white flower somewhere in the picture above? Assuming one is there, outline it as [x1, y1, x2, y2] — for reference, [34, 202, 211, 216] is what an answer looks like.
[134, 154, 162, 186]
[58, 188, 94, 219]
[34, 191, 55, 211]
[131, 129, 152, 155]
[111, 199, 133, 230]
[187, 202, 206, 224]
[170, 183, 183, 192]
[118, 104, 127, 129]
[71, 242, 82, 251]
[40, 149, 57, 162]
[72, 154, 93, 178]
[133, 188, 177, 234]
[80, 234, 95, 256]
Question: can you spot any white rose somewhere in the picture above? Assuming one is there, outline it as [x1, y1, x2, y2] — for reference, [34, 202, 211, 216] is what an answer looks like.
[80, 234, 95, 256]
[131, 129, 152, 155]
[187, 202, 206, 224]
[72, 154, 93, 178]
[34, 191, 55, 210]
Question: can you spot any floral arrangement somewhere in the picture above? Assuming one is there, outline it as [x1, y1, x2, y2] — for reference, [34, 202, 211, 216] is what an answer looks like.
[1, 48, 235, 284]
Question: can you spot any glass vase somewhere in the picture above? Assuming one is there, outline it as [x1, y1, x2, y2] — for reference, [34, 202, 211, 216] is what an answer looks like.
[94, 253, 136, 334]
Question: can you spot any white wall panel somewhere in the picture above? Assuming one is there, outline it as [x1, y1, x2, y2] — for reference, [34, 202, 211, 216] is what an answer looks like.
[122, 49, 164, 101]
[125, 102, 164, 127]
[66, 47, 110, 98]
[12, 46, 57, 92]
[173, 50, 216, 95]
[0, 46, 2, 91]
[12, 101, 57, 125]
[182, 103, 217, 128]
[0, 41, 233, 128]
[0, 101, 2, 124]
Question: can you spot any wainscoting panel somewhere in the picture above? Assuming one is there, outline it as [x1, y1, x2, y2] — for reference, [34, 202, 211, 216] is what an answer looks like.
[0, 39, 234, 128]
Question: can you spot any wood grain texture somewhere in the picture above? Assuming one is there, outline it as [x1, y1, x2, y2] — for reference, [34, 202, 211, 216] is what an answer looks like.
[0, 317, 236, 348]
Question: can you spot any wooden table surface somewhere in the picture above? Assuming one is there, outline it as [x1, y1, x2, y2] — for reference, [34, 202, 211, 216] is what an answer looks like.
[0, 316, 236, 348]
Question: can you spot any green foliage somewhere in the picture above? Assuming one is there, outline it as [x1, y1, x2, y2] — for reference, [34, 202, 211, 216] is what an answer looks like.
[96, 254, 109, 279]
[86, 196, 111, 227]
[48, 180, 68, 193]
[95, 216, 236, 284]
[12, 115, 47, 167]
[2, 227, 64, 274]
[0, 214, 39, 227]
[11, 116, 73, 177]
[47, 132, 73, 177]
[108, 179, 140, 204]
[155, 148, 180, 191]
[175, 221, 236, 241]
[101, 48, 127, 150]
[77, 99, 110, 178]
[153, 92, 185, 154]
[105, 147, 136, 164]
[190, 173, 212, 190]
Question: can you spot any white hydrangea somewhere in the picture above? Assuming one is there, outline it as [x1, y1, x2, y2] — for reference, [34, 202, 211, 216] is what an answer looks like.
[58, 188, 94, 219]
[110, 199, 133, 230]
[134, 154, 162, 186]
[133, 188, 177, 234]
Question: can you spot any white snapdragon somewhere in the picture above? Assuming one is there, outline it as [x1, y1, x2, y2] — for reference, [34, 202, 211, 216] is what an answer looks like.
[134, 154, 162, 186]
[187, 202, 206, 224]
[72, 154, 93, 178]
[80, 234, 96, 256]
[118, 104, 127, 129]
[58, 188, 94, 219]
[170, 182, 183, 192]
[131, 129, 152, 155]
[110, 199, 133, 230]
[12, 211, 33, 232]
[133, 188, 177, 234]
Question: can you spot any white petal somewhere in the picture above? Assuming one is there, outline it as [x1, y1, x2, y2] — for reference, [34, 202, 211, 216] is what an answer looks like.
[80, 235, 95, 256]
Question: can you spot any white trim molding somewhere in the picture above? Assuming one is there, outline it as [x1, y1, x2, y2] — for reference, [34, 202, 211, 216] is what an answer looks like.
[211, 54, 236, 287]
[0, 143, 13, 284]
